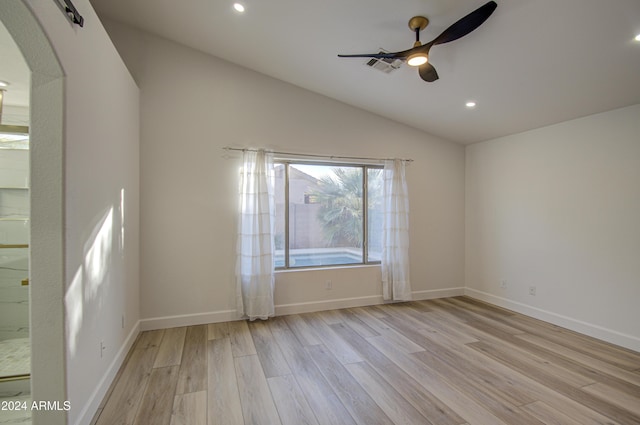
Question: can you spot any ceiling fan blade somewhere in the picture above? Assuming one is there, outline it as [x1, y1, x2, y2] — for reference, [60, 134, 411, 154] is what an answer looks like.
[431, 1, 497, 46]
[339, 42, 433, 61]
[418, 63, 439, 82]
[338, 50, 411, 60]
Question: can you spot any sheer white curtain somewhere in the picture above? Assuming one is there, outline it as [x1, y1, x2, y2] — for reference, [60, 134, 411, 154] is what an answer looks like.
[381, 159, 412, 301]
[236, 149, 275, 320]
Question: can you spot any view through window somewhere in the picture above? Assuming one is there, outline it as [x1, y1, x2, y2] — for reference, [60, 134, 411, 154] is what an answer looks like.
[274, 162, 382, 269]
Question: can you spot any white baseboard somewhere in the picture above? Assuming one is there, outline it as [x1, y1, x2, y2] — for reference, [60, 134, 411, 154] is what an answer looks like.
[275, 287, 465, 315]
[464, 288, 640, 353]
[275, 295, 383, 316]
[140, 309, 238, 331]
[75, 320, 140, 425]
[139, 287, 465, 329]
[412, 287, 465, 301]
[140, 297, 383, 329]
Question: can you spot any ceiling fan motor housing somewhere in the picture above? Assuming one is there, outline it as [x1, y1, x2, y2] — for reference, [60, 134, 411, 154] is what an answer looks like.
[408, 16, 429, 32]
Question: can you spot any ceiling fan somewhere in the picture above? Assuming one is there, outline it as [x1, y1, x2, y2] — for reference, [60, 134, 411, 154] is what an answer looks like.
[338, 1, 498, 82]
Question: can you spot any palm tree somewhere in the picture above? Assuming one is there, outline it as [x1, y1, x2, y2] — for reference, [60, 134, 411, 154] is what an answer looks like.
[312, 168, 364, 247]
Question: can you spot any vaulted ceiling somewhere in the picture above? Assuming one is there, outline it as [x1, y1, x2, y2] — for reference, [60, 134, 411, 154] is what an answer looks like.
[7, 0, 640, 144]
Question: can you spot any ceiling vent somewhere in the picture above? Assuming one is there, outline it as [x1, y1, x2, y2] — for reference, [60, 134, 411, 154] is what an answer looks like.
[364, 49, 402, 74]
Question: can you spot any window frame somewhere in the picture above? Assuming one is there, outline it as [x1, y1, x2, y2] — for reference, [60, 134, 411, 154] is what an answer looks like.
[275, 160, 383, 270]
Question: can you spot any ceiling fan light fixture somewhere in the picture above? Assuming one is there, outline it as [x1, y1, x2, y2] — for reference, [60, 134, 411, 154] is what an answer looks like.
[338, 2, 498, 82]
[407, 53, 428, 67]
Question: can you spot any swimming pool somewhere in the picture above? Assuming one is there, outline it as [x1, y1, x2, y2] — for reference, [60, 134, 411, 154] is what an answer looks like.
[274, 250, 365, 268]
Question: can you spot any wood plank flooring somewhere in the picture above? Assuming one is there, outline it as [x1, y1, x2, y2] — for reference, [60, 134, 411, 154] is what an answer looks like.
[92, 297, 640, 425]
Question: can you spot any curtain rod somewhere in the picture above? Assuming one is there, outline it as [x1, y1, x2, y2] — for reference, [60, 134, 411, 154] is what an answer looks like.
[222, 147, 413, 163]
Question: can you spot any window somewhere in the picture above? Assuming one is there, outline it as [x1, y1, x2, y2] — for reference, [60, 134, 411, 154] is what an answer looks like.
[274, 162, 382, 269]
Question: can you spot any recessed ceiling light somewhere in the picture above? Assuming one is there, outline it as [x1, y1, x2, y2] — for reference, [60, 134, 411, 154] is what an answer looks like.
[0, 80, 9, 88]
[635, 34, 640, 42]
[233, 3, 245, 12]
[465, 101, 477, 108]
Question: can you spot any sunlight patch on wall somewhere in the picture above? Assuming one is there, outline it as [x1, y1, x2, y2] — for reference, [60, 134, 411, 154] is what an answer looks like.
[119, 188, 125, 253]
[65, 206, 116, 358]
[84, 208, 113, 300]
[65, 267, 83, 357]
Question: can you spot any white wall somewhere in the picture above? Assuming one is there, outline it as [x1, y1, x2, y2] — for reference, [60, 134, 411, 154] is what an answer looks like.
[101, 20, 466, 328]
[1, 1, 140, 424]
[466, 104, 640, 351]
[53, 4, 140, 423]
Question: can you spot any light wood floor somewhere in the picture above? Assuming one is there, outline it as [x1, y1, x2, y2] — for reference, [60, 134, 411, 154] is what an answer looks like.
[92, 297, 640, 425]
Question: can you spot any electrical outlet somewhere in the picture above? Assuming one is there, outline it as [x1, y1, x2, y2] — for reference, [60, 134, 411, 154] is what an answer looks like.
[325, 280, 332, 290]
[500, 280, 507, 289]
[529, 286, 536, 296]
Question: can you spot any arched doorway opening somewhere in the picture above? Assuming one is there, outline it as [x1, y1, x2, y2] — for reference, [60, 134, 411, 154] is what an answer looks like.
[0, 1, 66, 424]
